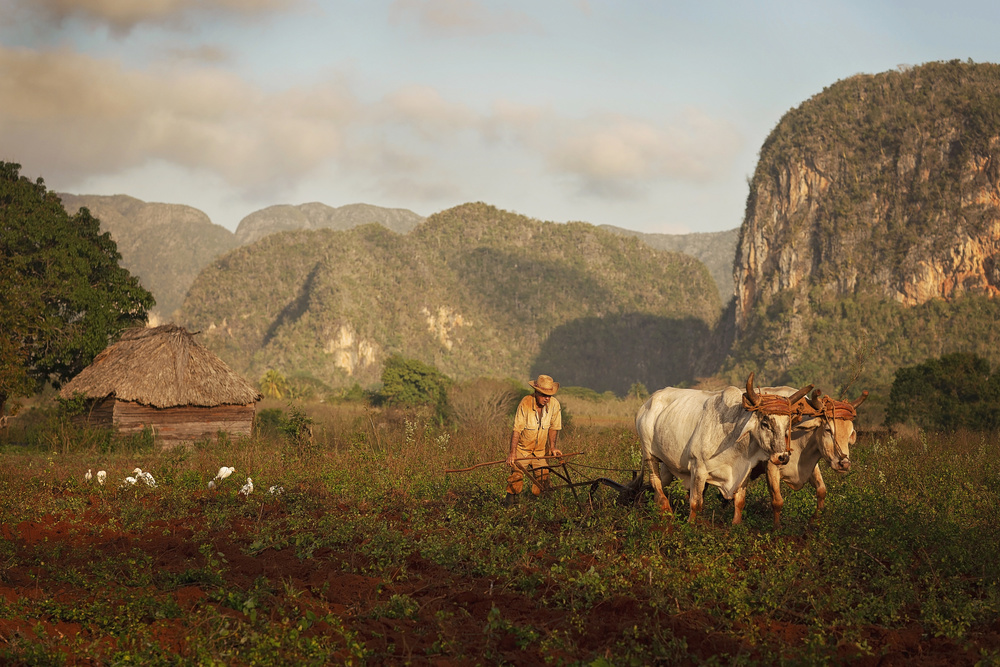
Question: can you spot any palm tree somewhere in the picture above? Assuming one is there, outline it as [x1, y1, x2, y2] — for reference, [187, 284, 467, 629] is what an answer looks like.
[259, 369, 289, 399]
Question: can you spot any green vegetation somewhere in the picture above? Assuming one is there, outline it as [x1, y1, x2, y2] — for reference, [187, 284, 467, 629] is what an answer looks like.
[886, 352, 1000, 431]
[724, 292, 1000, 425]
[179, 203, 722, 399]
[0, 396, 997, 664]
[378, 354, 452, 420]
[58, 194, 239, 320]
[0, 162, 153, 419]
[727, 61, 1000, 418]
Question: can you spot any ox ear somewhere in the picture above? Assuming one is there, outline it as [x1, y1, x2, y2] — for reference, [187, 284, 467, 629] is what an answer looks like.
[735, 411, 760, 449]
[735, 420, 753, 449]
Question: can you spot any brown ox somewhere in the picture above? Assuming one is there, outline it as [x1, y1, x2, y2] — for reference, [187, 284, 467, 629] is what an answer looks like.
[733, 387, 869, 527]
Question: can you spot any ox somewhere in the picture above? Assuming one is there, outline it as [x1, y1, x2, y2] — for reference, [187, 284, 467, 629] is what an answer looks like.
[734, 387, 869, 528]
[632, 374, 813, 524]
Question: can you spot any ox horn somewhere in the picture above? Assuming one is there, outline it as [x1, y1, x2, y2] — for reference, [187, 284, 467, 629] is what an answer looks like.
[788, 384, 814, 405]
[850, 390, 870, 408]
[745, 372, 759, 405]
[807, 388, 824, 411]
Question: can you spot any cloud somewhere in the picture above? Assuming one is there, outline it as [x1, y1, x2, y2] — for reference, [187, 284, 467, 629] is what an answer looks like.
[0, 46, 355, 193]
[11, 0, 299, 34]
[388, 0, 540, 37]
[486, 101, 744, 198]
[164, 44, 230, 65]
[381, 85, 478, 139]
[0, 44, 741, 209]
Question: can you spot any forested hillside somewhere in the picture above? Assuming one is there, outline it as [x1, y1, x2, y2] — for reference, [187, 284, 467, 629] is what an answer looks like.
[179, 203, 723, 395]
[59, 194, 237, 320]
[725, 60, 1000, 418]
[599, 225, 739, 302]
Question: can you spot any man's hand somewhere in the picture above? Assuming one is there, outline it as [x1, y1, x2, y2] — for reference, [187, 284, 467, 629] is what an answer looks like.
[506, 450, 517, 468]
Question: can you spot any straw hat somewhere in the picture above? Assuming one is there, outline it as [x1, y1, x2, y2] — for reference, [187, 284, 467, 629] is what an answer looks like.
[529, 374, 559, 396]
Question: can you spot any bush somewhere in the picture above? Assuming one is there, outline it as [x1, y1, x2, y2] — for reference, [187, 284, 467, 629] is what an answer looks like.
[379, 355, 452, 421]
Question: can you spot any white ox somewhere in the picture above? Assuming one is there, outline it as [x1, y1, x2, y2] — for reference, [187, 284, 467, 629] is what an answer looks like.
[632, 374, 813, 524]
[734, 387, 869, 528]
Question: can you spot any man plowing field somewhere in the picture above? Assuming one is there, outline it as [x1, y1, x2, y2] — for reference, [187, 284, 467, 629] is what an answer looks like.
[503, 374, 564, 506]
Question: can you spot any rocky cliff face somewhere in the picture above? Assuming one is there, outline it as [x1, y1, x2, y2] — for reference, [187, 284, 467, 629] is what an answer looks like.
[735, 61, 1000, 337]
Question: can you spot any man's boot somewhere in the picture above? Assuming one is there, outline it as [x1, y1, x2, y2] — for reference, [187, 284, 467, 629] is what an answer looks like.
[502, 493, 518, 507]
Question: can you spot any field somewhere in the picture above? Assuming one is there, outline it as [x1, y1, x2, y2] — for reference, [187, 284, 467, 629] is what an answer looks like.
[1, 395, 999, 665]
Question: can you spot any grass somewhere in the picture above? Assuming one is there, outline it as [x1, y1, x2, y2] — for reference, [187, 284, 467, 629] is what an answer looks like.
[0, 396, 998, 665]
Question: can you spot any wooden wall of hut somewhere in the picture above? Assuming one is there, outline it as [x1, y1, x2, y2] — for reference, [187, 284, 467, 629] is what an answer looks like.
[112, 401, 256, 446]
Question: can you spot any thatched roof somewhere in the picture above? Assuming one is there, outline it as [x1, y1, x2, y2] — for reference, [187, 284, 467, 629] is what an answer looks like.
[60, 324, 262, 408]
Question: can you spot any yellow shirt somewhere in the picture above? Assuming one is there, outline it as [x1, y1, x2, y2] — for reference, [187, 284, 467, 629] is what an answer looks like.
[512, 395, 562, 453]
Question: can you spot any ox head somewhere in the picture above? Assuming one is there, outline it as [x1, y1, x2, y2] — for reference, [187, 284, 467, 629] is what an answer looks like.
[741, 372, 813, 466]
[796, 389, 869, 472]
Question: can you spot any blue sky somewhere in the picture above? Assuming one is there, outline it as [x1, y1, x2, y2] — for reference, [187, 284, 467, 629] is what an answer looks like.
[1, 0, 998, 234]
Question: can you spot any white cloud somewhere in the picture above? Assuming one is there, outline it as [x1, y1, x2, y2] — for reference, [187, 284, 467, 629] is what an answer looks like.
[0, 46, 354, 192]
[388, 0, 540, 37]
[482, 101, 743, 199]
[0, 44, 742, 215]
[11, 0, 299, 34]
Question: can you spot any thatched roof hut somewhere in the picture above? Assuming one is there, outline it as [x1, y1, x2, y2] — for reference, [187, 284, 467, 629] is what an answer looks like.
[60, 324, 261, 446]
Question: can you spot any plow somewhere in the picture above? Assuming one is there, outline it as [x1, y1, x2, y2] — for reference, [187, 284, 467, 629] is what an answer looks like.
[445, 452, 650, 506]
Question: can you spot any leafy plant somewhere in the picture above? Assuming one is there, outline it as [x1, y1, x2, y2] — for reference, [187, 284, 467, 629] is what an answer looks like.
[0, 162, 153, 419]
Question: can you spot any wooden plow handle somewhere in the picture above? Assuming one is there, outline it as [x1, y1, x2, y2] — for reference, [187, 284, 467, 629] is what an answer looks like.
[444, 451, 584, 474]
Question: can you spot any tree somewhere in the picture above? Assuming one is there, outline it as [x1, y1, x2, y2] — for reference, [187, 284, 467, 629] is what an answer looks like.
[380, 355, 452, 415]
[885, 352, 1000, 430]
[0, 162, 153, 417]
[259, 369, 289, 399]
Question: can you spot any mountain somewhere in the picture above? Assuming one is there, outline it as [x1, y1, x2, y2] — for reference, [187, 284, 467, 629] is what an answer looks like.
[599, 226, 739, 302]
[178, 203, 723, 395]
[234, 202, 425, 246]
[58, 194, 238, 321]
[57, 196, 427, 322]
[723, 60, 1000, 419]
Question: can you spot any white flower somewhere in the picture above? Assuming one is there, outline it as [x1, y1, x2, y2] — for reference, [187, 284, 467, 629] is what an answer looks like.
[268, 485, 284, 495]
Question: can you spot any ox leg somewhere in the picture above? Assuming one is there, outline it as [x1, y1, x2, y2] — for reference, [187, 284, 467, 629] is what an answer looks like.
[732, 485, 747, 525]
[688, 467, 708, 524]
[646, 456, 673, 515]
[810, 466, 827, 522]
[765, 463, 785, 529]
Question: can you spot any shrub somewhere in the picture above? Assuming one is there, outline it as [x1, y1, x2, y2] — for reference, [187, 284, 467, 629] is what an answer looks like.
[379, 355, 452, 421]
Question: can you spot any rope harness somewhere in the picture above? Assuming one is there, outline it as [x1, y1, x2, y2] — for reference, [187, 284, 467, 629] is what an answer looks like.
[741, 392, 807, 453]
[797, 395, 860, 461]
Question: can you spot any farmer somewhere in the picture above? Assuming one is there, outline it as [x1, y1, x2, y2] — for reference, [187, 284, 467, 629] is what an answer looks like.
[503, 374, 563, 506]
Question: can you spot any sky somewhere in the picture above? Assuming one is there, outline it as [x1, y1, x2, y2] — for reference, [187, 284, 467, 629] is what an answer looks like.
[1, 1, 998, 235]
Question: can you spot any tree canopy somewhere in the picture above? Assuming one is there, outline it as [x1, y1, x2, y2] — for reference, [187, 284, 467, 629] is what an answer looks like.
[0, 161, 154, 416]
[885, 352, 1000, 431]
[379, 354, 452, 414]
